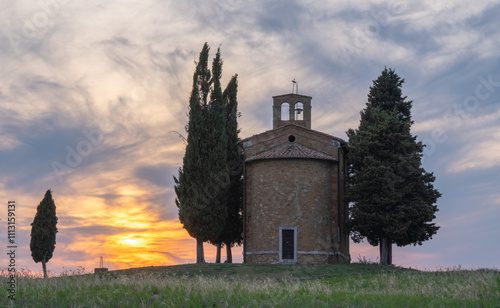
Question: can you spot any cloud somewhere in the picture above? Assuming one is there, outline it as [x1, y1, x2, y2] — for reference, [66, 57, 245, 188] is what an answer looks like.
[447, 129, 500, 173]
[134, 164, 176, 188]
[1, 0, 499, 273]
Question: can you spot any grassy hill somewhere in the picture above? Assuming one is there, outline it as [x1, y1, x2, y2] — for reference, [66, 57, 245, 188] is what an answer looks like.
[3, 263, 499, 307]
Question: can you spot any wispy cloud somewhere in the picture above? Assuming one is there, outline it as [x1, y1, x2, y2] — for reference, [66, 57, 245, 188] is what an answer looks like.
[0, 0, 499, 273]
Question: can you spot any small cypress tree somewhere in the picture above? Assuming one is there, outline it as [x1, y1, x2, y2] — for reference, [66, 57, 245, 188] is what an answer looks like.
[346, 68, 440, 265]
[30, 189, 58, 278]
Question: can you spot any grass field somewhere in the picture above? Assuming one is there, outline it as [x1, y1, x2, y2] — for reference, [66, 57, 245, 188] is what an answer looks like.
[2, 263, 499, 307]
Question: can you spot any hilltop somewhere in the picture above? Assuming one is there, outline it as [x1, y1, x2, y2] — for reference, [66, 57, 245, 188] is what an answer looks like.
[4, 263, 499, 307]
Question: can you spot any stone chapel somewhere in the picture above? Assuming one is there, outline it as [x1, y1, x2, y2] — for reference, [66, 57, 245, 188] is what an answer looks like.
[241, 93, 350, 264]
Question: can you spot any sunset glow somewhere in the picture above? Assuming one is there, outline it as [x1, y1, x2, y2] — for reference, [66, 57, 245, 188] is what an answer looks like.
[1, 1, 499, 275]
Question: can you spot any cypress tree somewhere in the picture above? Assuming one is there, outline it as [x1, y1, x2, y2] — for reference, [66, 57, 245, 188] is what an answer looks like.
[175, 43, 212, 263]
[346, 68, 440, 265]
[206, 72, 243, 263]
[174, 44, 235, 263]
[30, 189, 58, 278]
[221, 75, 243, 263]
[206, 47, 229, 262]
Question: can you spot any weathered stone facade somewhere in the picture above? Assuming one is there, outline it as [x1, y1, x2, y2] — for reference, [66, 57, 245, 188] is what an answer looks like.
[241, 93, 350, 264]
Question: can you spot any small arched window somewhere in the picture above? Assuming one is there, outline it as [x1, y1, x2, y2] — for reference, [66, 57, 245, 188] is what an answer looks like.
[281, 102, 290, 120]
[294, 102, 303, 120]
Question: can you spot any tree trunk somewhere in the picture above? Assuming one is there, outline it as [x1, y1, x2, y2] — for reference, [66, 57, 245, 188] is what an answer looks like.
[388, 240, 392, 265]
[226, 243, 232, 263]
[42, 256, 48, 278]
[196, 239, 205, 263]
[215, 243, 221, 263]
[379, 242, 382, 263]
[379, 236, 392, 265]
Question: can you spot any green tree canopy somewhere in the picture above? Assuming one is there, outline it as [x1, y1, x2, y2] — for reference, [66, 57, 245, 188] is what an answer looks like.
[346, 68, 440, 265]
[174, 43, 241, 263]
[30, 189, 58, 278]
[366, 67, 413, 123]
[219, 75, 243, 263]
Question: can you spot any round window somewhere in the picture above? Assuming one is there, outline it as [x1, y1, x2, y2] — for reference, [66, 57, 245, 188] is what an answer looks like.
[288, 135, 296, 142]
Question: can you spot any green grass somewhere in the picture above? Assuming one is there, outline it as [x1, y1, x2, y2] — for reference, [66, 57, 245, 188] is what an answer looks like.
[2, 264, 499, 307]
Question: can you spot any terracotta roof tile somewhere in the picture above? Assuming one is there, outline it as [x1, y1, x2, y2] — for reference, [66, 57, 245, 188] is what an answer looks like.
[246, 143, 336, 162]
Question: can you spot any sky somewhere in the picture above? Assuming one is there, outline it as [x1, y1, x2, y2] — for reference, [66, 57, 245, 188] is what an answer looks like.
[1, 0, 499, 275]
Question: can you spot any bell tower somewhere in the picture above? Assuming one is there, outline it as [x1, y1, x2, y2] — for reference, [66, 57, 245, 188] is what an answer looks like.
[272, 93, 312, 130]
[241, 89, 350, 265]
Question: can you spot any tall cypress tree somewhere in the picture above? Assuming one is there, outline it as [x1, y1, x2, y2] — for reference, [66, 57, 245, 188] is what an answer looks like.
[30, 189, 58, 278]
[346, 68, 440, 265]
[221, 75, 243, 263]
[205, 71, 243, 263]
[205, 47, 229, 262]
[175, 43, 212, 263]
[175, 44, 235, 263]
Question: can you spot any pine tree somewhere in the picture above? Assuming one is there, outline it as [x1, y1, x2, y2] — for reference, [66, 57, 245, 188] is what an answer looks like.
[366, 67, 412, 123]
[346, 68, 440, 265]
[30, 189, 58, 278]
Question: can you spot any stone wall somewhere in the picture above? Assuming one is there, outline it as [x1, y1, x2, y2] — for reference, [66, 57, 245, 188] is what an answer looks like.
[245, 158, 342, 264]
